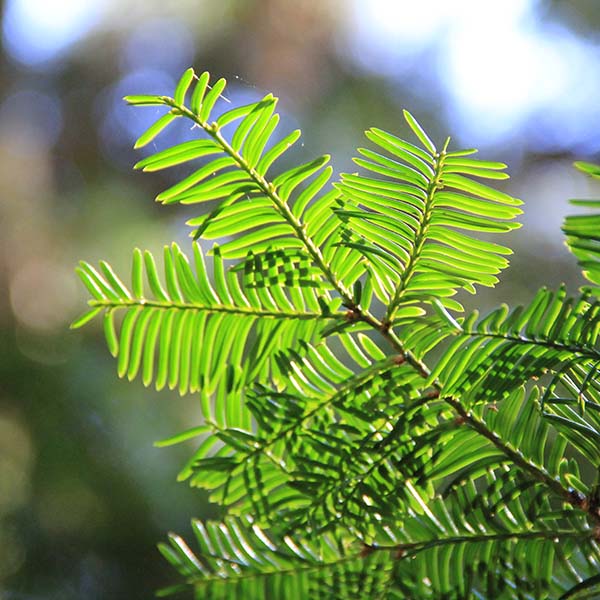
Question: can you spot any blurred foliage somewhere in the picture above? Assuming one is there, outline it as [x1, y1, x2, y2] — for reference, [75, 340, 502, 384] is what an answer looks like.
[1, 0, 600, 596]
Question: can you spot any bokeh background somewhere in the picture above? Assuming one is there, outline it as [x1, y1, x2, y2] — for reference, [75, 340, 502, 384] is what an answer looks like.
[2, 0, 600, 597]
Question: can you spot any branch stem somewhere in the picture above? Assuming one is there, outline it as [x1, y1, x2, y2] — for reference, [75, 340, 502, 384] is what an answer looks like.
[89, 298, 332, 320]
[444, 396, 598, 519]
[386, 145, 447, 323]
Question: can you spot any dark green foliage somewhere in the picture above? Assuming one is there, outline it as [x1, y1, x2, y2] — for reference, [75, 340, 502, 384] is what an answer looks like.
[74, 69, 600, 599]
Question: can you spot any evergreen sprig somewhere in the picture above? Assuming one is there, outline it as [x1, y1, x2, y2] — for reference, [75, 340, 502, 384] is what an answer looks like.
[73, 68, 600, 599]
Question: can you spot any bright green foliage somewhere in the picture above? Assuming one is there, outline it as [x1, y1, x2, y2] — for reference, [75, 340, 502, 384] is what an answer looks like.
[74, 243, 338, 404]
[564, 161, 600, 289]
[428, 286, 600, 399]
[74, 69, 600, 599]
[335, 122, 522, 316]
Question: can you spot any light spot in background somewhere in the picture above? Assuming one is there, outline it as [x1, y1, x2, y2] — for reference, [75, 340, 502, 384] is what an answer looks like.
[37, 479, 107, 536]
[9, 259, 78, 332]
[440, 1, 541, 140]
[440, 2, 600, 151]
[342, 0, 600, 153]
[2, 0, 106, 67]
[361, 0, 446, 48]
[0, 90, 63, 154]
[522, 31, 600, 154]
[341, 0, 448, 75]
[120, 17, 194, 74]
[14, 327, 76, 366]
